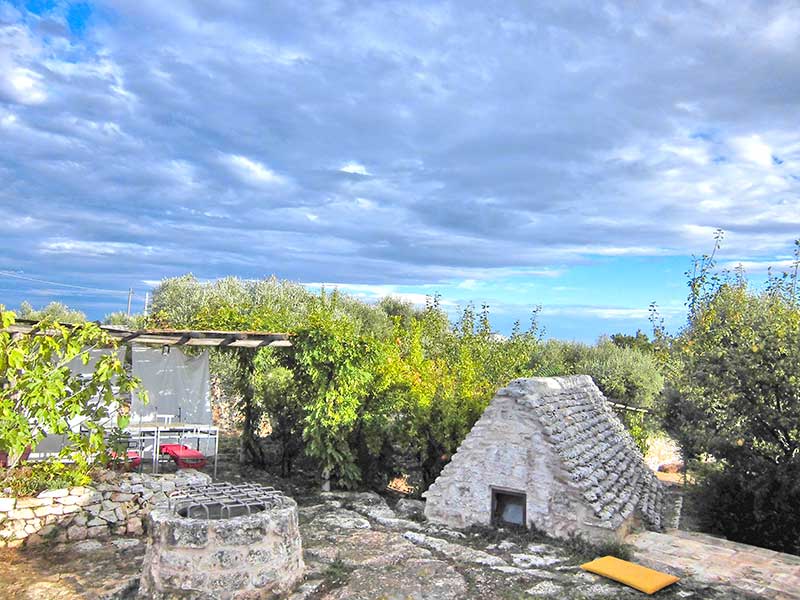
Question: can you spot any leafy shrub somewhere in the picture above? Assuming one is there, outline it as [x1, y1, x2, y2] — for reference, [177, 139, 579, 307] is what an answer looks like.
[695, 458, 800, 555]
[0, 461, 92, 497]
[662, 235, 800, 554]
[0, 308, 144, 468]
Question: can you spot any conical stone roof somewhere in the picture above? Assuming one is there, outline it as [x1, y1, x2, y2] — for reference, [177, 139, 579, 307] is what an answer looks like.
[500, 375, 664, 530]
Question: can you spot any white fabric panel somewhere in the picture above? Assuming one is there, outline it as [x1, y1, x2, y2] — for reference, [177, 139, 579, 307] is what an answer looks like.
[131, 346, 211, 425]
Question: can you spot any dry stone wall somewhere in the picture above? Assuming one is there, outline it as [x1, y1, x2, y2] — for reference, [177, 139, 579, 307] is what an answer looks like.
[0, 469, 210, 548]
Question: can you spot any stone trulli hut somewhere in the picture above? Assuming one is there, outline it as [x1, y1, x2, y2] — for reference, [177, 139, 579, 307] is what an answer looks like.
[423, 375, 664, 542]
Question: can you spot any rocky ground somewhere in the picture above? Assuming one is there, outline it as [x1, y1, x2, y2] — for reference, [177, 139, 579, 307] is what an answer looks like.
[0, 474, 756, 599]
[0, 437, 761, 599]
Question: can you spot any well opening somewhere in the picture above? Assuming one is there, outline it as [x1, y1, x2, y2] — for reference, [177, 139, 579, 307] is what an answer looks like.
[176, 502, 265, 519]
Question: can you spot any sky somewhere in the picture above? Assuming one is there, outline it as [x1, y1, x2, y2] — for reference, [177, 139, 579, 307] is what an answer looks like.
[1, 1, 799, 341]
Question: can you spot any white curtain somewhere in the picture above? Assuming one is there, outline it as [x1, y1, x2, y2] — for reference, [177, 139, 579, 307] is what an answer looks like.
[131, 346, 211, 425]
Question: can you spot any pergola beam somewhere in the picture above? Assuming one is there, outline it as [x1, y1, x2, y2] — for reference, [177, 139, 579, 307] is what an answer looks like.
[6, 320, 292, 348]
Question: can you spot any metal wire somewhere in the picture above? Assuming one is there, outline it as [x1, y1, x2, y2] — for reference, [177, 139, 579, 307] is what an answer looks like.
[168, 482, 285, 520]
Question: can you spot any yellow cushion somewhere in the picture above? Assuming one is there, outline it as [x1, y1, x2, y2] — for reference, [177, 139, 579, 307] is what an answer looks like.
[581, 556, 680, 595]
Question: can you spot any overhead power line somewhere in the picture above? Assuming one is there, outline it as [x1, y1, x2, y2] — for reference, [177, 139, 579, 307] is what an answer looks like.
[0, 270, 131, 296]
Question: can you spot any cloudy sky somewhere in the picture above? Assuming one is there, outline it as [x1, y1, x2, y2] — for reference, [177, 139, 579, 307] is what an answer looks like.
[1, 1, 799, 340]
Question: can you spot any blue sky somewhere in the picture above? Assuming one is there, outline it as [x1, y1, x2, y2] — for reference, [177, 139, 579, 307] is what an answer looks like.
[1, 1, 799, 341]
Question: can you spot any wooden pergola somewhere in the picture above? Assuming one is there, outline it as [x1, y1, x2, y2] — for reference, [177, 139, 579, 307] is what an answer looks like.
[8, 319, 292, 348]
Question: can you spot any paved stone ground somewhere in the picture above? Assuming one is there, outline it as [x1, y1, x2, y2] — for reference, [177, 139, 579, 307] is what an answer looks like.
[631, 529, 800, 600]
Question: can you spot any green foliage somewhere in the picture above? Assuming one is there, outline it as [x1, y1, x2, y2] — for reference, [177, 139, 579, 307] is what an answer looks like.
[148, 274, 662, 490]
[0, 460, 92, 497]
[148, 274, 313, 331]
[279, 295, 381, 486]
[610, 329, 654, 354]
[396, 301, 542, 486]
[322, 554, 353, 587]
[103, 311, 147, 329]
[17, 301, 86, 323]
[662, 235, 800, 553]
[667, 247, 800, 466]
[0, 307, 143, 468]
[694, 458, 800, 555]
[561, 532, 633, 562]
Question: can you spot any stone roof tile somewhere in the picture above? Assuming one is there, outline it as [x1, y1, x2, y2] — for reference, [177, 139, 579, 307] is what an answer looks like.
[509, 375, 664, 530]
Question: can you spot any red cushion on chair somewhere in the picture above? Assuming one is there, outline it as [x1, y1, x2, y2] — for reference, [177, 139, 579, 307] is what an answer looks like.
[159, 444, 206, 469]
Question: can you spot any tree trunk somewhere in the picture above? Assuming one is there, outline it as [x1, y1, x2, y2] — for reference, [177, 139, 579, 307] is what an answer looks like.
[236, 349, 267, 467]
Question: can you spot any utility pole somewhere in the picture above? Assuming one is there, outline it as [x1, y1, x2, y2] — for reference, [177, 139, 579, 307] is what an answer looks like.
[126, 288, 133, 316]
[144, 291, 150, 316]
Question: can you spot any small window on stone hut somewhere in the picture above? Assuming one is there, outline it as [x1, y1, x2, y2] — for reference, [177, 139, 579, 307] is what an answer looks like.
[492, 488, 526, 527]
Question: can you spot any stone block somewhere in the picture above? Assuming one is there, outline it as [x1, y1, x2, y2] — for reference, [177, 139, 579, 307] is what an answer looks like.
[100, 510, 118, 523]
[210, 571, 248, 592]
[9, 508, 35, 520]
[87, 525, 109, 539]
[16, 497, 49, 509]
[159, 549, 194, 570]
[56, 495, 82, 506]
[126, 517, 144, 535]
[0, 498, 13, 512]
[67, 524, 87, 541]
[37, 488, 69, 499]
[166, 519, 209, 548]
[206, 548, 242, 569]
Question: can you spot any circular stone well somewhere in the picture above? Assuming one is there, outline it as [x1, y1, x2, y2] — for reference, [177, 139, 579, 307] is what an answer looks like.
[138, 484, 304, 599]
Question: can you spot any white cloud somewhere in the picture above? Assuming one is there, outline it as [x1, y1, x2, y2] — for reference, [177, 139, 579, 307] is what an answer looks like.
[340, 162, 369, 176]
[6, 68, 46, 104]
[40, 240, 157, 257]
[224, 154, 287, 186]
[3, 1, 800, 331]
[729, 134, 774, 167]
